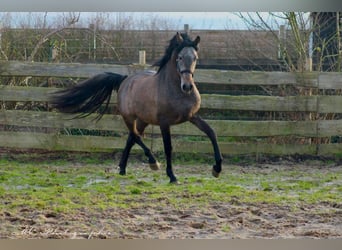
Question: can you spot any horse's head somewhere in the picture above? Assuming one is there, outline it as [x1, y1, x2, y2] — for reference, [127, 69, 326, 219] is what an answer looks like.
[153, 32, 200, 94]
[174, 32, 200, 94]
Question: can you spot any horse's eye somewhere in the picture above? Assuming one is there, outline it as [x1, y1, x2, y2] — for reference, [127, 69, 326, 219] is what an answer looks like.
[177, 56, 183, 61]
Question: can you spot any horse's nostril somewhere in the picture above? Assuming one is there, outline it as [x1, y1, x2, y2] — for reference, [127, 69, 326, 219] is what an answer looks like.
[182, 83, 193, 93]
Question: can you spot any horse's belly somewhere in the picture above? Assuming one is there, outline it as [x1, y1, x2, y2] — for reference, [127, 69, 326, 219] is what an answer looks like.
[158, 103, 200, 125]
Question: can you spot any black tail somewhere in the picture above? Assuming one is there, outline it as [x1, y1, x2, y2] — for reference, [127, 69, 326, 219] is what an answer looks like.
[50, 72, 127, 120]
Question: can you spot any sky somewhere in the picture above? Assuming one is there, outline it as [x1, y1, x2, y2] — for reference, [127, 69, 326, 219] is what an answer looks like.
[0, 12, 294, 30]
[154, 12, 249, 29]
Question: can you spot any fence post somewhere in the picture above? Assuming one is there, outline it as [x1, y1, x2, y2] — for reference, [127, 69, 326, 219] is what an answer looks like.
[278, 25, 286, 59]
[184, 24, 190, 34]
[139, 50, 146, 65]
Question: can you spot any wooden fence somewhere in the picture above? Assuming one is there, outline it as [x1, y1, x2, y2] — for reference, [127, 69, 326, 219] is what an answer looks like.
[0, 60, 342, 157]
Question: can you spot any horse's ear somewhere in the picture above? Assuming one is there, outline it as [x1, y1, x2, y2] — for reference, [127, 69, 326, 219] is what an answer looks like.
[176, 32, 183, 44]
[193, 36, 200, 46]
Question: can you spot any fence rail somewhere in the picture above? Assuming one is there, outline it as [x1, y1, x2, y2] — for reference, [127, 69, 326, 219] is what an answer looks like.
[1, 60, 342, 157]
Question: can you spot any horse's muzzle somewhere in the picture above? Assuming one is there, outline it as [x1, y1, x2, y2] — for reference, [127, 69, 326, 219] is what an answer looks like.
[180, 71, 194, 94]
[181, 82, 193, 94]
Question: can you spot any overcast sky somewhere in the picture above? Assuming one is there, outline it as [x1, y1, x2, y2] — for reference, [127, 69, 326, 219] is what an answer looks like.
[0, 12, 296, 30]
[155, 12, 249, 29]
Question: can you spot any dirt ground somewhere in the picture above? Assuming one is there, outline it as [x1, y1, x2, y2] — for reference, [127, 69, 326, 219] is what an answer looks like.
[3, 199, 341, 239]
[1, 158, 341, 239]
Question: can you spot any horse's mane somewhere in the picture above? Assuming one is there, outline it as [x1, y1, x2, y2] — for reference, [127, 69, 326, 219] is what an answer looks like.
[152, 33, 199, 74]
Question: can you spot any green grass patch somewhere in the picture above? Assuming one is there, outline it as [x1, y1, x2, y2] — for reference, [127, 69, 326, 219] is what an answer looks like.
[0, 155, 341, 217]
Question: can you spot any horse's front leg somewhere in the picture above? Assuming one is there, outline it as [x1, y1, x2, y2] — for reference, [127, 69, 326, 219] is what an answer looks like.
[160, 124, 178, 183]
[189, 115, 223, 177]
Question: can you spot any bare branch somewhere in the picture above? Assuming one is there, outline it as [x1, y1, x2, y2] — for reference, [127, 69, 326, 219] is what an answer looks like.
[27, 13, 80, 62]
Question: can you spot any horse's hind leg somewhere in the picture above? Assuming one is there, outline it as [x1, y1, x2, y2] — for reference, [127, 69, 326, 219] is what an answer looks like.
[119, 117, 138, 175]
[134, 136, 160, 170]
[136, 119, 160, 170]
[119, 132, 135, 175]
[119, 118, 159, 175]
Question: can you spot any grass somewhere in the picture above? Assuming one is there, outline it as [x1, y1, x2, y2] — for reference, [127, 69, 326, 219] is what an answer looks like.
[0, 152, 341, 216]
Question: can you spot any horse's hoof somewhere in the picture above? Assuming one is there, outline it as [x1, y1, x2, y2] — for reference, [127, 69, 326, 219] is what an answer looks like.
[149, 161, 161, 171]
[169, 180, 181, 185]
[169, 176, 179, 184]
[212, 168, 220, 178]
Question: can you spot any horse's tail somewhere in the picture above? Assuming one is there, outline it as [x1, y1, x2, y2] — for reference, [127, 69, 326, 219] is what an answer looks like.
[50, 72, 127, 120]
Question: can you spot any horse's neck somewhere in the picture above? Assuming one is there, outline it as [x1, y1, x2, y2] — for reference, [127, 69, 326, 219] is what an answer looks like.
[157, 62, 180, 90]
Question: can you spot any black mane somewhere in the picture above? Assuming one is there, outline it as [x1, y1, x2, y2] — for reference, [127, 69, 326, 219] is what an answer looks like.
[153, 33, 199, 74]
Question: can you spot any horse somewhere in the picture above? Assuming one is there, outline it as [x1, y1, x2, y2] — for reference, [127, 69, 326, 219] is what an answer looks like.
[50, 32, 222, 183]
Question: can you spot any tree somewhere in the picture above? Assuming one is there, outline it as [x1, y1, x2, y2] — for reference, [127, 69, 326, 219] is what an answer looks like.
[311, 12, 341, 72]
[28, 13, 81, 62]
[235, 12, 341, 72]
[234, 12, 342, 145]
[234, 12, 313, 72]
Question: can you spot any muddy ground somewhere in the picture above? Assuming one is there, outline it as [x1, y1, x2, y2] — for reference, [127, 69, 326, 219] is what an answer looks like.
[3, 197, 341, 239]
[0, 154, 341, 239]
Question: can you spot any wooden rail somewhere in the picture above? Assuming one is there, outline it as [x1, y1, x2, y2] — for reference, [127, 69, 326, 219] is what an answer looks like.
[1, 61, 342, 156]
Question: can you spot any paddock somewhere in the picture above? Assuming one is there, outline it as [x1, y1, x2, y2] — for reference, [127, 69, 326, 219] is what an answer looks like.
[0, 61, 341, 238]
